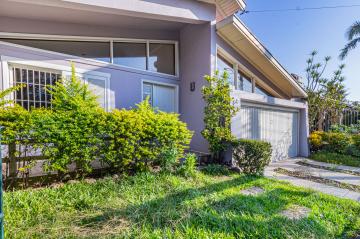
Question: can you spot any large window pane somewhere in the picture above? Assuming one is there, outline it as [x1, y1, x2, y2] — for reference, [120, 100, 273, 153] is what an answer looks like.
[113, 42, 146, 70]
[0, 39, 111, 62]
[149, 43, 175, 75]
[238, 71, 252, 92]
[217, 55, 234, 86]
[255, 84, 272, 97]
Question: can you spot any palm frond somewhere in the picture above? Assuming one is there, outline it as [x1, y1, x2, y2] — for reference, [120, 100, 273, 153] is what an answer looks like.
[339, 37, 360, 59]
[346, 21, 360, 40]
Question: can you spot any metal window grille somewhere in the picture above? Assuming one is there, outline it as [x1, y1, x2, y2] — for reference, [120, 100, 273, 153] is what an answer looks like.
[11, 66, 61, 110]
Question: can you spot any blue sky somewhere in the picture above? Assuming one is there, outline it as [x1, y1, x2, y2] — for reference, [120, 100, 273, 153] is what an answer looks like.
[238, 0, 360, 101]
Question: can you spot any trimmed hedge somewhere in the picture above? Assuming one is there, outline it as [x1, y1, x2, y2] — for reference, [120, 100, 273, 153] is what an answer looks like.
[0, 66, 193, 176]
[232, 139, 272, 175]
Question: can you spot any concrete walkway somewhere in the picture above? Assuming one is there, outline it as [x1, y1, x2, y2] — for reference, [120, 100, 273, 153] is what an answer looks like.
[265, 158, 360, 202]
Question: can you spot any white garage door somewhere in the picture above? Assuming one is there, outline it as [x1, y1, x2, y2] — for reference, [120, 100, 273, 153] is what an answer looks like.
[239, 105, 299, 162]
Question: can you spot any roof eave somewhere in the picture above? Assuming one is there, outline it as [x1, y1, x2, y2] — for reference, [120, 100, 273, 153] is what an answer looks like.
[217, 15, 307, 98]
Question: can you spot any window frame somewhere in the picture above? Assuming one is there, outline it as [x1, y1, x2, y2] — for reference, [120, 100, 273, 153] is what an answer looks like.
[1, 55, 113, 111]
[0, 32, 179, 77]
[141, 79, 179, 113]
[216, 46, 280, 98]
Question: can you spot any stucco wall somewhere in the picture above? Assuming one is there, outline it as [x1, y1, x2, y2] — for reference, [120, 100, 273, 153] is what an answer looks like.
[0, 17, 180, 41]
[179, 22, 216, 153]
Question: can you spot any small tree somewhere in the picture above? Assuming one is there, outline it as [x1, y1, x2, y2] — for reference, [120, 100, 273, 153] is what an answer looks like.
[202, 71, 238, 161]
[36, 64, 107, 175]
[304, 51, 347, 131]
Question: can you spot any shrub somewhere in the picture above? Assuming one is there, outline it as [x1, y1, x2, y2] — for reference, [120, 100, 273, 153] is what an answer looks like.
[351, 134, 360, 148]
[178, 153, 197, 177]
[308, 131, 325, 151]
[33, 66, 108, 174]
[309, 131, 352, 154]
[201, 71, 238, 161]
[158, 146, 178, 173]
[322, 132, 351, 154]
[102, 100, 193, 173]
[232, 139, 272, 175]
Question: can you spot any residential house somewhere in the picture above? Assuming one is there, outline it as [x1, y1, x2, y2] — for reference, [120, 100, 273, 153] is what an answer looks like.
[0, 0, 309, 162]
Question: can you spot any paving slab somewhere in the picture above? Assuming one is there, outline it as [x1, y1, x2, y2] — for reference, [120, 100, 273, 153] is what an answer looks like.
[265, 158, 360, 202]
[269, 158, 360, 186]
[301, 158, 360, 174]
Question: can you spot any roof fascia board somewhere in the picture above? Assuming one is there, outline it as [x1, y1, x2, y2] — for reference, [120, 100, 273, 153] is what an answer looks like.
[218, 15, 307, 97]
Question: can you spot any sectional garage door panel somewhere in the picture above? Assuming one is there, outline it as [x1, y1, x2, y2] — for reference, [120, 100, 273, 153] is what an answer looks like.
[239, 105, 299, 162]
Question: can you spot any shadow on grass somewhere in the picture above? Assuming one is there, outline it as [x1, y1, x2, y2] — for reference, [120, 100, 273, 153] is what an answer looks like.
[77, 175, 332, 238]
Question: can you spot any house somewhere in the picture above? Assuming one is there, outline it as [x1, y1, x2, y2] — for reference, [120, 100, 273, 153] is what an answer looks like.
[0, 0, 309, 162]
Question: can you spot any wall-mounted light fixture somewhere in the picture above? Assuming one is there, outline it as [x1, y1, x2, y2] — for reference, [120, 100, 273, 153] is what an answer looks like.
[190, 82, 195, 92]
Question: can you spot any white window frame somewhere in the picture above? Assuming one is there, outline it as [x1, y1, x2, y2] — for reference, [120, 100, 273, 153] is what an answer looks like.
[141, 79, 179, 113]
[0, 32, 179, 77]
[216, 45, 282, 98]
[0, 55, 113, 111]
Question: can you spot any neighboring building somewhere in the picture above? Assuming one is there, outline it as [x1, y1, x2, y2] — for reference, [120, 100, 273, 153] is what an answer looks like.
[0, 0, 308, 161]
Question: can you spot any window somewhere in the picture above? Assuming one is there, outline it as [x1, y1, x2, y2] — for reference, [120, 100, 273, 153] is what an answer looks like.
[11, 65, 61, 110]
[238, 71, 252, 93]
[149, 43, 175, 75]
[143, 83, 153, 106]
[142, 82, 177, 112]
[217, 55, 234, 86]
[113, 42, 147, 70]
[7, 63, 110, 111]
[1, 39, 111, 63]
[255, 84, 271, 97]
[0, 36, 178, 76]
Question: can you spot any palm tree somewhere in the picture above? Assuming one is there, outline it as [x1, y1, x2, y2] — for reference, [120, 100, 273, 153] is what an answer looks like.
[340, 21, 360, 59]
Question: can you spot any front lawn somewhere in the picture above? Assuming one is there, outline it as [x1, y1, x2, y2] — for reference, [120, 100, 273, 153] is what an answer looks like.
[5, 170, 360, 238]
[310, 151, 360, 167]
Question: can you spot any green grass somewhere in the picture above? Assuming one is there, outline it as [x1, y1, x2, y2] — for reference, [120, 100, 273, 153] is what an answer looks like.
[5, 169, 360, 238]
[310, 151, 360, 167]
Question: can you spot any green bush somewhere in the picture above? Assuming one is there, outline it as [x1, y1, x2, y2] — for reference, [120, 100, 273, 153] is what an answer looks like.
[101, 100, 193, 173]
[158, 146, 178, 173]
[0, 65, 193, 176]
[351, 134, 360, 148]
[322, 132, 352, 154]
[309, 131, 354, 155]
[232, 139, 272, 175]
[178, 153, 197, 177]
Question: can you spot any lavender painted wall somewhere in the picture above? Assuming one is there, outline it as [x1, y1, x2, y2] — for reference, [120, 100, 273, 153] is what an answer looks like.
[179, 22, 215, 153]
[0, 17, 180, 41]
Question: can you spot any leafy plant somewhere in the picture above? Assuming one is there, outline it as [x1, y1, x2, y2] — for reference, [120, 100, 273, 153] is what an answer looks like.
[158, 146, 178, 173]
[178, 153, 197, 177]
[308, 131, 325, 151]
[102, 100, 193, 173]
[34, 65, 107, 174]
[232, 139, 272, 175]
[322, 132, 352, 154]
[201, 71, 238, 161]
[340, 21, 360, 59]
[0, 84, 24, 108]
[303, 51, 347, 131]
